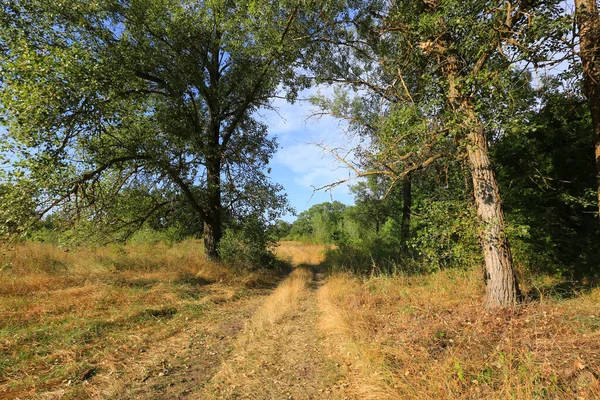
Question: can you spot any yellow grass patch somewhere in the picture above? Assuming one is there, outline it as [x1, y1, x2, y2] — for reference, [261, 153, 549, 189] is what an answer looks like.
[250, 266, 314, 328]
[319, 269, 600, 399]
[276, 241, 329, 266]
[0, 240, 264, 399]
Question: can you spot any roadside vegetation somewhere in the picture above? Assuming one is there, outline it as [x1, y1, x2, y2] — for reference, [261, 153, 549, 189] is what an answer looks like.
[320, 269, 600, 399]
[1, 239, 599, 399]
[0, 240, 282, 399]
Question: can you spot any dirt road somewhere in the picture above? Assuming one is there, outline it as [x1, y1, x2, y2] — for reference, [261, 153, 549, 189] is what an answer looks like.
[109, 248, 346, 399]
[198, 265, 345, 399]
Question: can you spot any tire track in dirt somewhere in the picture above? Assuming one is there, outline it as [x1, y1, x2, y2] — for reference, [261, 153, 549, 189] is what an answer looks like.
[90, 288, 271, 399]
[198, 266, 346, 400]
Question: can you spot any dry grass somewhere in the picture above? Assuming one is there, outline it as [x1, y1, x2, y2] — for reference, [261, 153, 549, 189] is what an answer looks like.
[0, 240, 274, 399]
[249, 266, 314, 328]
[319, 268, 600, 400]
[203, 266, 316, 398]
[7, 240, 595, 399]
[202, 245, 345, 399]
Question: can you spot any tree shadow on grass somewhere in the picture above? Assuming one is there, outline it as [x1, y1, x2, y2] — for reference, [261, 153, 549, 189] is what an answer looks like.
[525, 279, 597, 301]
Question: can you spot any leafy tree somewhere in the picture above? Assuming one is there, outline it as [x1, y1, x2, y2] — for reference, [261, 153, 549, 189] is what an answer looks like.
[350, 176, 395, 234]
[271, 219, 292, 240]
[494, 87, 599, 279]
[407, 165, 481, 272]
[311, 0, 569, 307]
[0, 0, 318, 259]
[573, 0, 600, 220]
[0, 180, 37, 240]
[288, 201, 347, 243]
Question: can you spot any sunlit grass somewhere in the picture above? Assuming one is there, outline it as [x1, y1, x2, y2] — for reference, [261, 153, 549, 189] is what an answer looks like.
[4, 240, 597, 399]
[0, 240, 275, 398]
[319, 268, 600, 399]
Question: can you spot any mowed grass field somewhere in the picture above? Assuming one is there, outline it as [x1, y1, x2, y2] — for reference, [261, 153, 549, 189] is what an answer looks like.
[0, 240, 281, 399]
[1, 240, 600, 399]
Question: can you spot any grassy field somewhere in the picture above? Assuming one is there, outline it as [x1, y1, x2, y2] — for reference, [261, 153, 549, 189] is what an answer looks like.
[0, 240, 281, 399]
[1, 241, 599, 399]
[319, 265, 600, 399]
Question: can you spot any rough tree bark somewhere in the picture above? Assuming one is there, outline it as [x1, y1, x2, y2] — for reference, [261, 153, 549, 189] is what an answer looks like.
[445, 55, 520, 307]
[203, 127, 223, 261]
[574, 0, 600, 221]
[465, 110, 521, 307]
[203, 217, 222, 261]
[203, 165, 222, 260]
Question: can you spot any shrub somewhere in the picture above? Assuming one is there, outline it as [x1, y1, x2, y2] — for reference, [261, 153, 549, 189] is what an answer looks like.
[408, 199, 481, 271]
[127, 224, 188, 246]
[219, 215, 278, 270]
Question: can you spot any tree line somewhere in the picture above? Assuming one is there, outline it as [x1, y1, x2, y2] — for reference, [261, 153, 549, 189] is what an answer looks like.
[1, 0, 599, 307]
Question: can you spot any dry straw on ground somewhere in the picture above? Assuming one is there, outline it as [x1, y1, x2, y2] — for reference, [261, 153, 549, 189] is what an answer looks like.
[201, 242, 344, 399]
[2, 241, 599, 399]
[0, 240, 278, 399]
[319, 267, 600, 399]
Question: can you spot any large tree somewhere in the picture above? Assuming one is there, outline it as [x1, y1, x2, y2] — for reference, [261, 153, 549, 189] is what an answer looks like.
[312, 0, 565, 306]
[0, 0, 321, 258]
[574, 0, 600, 220]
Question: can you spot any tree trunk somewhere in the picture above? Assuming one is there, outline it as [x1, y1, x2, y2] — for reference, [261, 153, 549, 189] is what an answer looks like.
[466, 112, 520, 307]
[204, 132, 222, 261]
[203, 157, 222, 260]
[400, 175, 412, 248]
[442, 51, 520, 307]
[575, 0, 600, 221]
[203, 218, 222, 261]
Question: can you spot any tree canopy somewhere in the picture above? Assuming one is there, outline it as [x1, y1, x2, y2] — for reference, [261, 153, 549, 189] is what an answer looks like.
[1, 0, 599, 308]
[0, 0, 330, 257]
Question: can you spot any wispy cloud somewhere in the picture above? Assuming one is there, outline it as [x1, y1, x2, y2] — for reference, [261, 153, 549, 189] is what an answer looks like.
[275, 142, 355, 190]
[258, 85, 360, 212]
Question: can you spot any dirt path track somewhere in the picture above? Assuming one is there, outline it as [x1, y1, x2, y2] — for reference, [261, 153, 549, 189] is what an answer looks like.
[100, 293, 267, 399]
[107, 248, 347, 399]
[198, 266, 345, 399]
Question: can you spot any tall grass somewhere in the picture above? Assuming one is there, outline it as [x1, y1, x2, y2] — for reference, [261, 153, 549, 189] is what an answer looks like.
[319, 267, 600, 399]
[275, 241, 329, 266]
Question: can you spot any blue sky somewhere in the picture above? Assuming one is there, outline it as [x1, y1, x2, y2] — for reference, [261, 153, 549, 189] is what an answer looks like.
[258, 86, 357, 222]
[0, 86, 357, 223]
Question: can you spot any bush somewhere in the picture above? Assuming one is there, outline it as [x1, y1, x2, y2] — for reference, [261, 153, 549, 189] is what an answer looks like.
[219, 215, 278, 270]
[127, 225, 188, 246]
[324, 218, 409, 275]
[408, 199, 481, 271]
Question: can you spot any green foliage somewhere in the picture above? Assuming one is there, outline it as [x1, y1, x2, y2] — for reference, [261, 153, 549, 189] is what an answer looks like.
[311, 80, 599, 281]
[322, 167, 481, 274]
[305, 0, 595, 291]
[0, 180, 38, 239]
[287, 201, 347, 244]
[349, 176, 402, 233]
[219, 215, 278, 270]
[325, 217, 406, 275]
[1, 0, 599, 285]
[408, 198, 481, 271]
[494, 88, 600, 278]
[271, 220, 292, 240]
[0, 0, 316, 250]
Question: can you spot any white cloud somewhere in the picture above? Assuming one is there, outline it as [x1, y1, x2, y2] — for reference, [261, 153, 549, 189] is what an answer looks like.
[275, 142, 354, 187]
[258, 85, 360, 195]
[254, 83, 368, 216]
